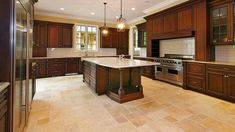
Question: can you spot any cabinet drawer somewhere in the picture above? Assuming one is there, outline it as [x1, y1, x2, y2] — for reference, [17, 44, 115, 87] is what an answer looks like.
[48, 70, 64, 77]
[48, 62, 64, 69]
[187, 75, 205, 92]
[207, 64, 235, 73]
[187, 63, 205, 76]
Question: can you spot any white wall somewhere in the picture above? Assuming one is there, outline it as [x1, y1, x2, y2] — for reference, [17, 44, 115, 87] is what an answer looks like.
[215, 45, 235, 62]
[159, 37, 195, 57]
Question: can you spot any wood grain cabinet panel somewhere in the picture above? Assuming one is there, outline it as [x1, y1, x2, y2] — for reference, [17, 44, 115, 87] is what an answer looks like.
[62, 25, 73, 48]
[0, 89, 7, 132]
[187, 75, 205, 92]
[187, 63, 205, 76]
[48, 24, 60, 48]
[206, 70, 226, 98]
[33, 59, 47, 78]
[227, 73, 235, 101]
[153, 16, 164, 35]
[47, 59, 65, 77]
[65, 58, 79, 74]
[178, 8, 193, 31]
[163, 13, 178, 33]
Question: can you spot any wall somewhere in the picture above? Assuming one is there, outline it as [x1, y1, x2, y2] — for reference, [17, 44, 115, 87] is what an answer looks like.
[34, 15, 118, 57]
[215, 45, 235, 62]
[159, 37, 195, 57]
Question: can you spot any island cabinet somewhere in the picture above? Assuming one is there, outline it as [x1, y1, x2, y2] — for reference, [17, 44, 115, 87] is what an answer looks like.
[47, 22, 74, 48]
[47, 59, 65, 77]
[33, 20, 48, 57]
[209, 0, 235, 45]
[0, 88, 8, 132]
[83, 61, 108, 95]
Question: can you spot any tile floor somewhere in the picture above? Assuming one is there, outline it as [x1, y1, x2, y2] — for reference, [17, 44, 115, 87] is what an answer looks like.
[24, 75, 235, 132]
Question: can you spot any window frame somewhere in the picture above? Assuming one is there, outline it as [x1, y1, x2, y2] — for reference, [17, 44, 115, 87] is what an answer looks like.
[74, 23, 99, 52]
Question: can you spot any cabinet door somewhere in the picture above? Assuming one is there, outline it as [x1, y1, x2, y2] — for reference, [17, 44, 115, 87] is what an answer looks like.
[206, 71, 226, 98]
[163, 13, 177, 33]
[118, 30, 129, 48]
[100, 32, 113, 48]
[227, 73, 235, 101]
[153, 16, 164, 35]
[35, 60, 47, 78]
[48, 24, 59, 48]
[232, 4, 235, 43]
[211, 6, 229, 44]
[62, 25, 73, 48]
[33, 21, 47, 47]
[178, 8, 193, 31]
[66, 58, 78, 74]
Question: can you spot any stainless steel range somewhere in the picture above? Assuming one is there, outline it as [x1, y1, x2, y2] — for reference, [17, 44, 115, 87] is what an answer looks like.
[154, 54, 193, 86]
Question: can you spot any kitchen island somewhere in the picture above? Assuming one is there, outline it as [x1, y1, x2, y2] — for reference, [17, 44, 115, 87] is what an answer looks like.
[82, 57, 159, 103]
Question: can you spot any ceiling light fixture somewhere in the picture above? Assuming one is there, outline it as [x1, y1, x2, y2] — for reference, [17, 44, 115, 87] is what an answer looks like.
[60, 8, 64, 11]
[101, 3, 108, 36]
[131, 8, 136, 11]
[117, 0, 126, 32]
[91, 12, 95, 15]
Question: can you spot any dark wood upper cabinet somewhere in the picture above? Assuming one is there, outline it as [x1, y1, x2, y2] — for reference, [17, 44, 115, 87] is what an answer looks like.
[34, 20, 48, 48]
[47, 22, 73, 48]
[62, 25, 73, 48]
[137, 23, 147, 47]
[178, 8, 193, 31]
[163, 13, 178, 33]
[210, 0, 235, 45]
[152, 16, 163, 35]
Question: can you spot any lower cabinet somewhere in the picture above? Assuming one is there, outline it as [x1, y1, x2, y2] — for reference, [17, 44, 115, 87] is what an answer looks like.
[47, 59, 65, 77]
[206, 70, 226, 99]
[65, 58, 79, 74]
[34, 59, 47, 78]
[185, 63, 235, 103]
[0, 88, 8, 132]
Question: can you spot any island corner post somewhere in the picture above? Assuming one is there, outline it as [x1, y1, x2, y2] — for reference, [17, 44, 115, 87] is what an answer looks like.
[82, 57, 158, 103]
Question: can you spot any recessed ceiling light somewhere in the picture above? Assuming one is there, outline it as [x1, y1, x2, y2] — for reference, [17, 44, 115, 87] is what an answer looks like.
[91, 12, 95, 15]
[60, 8, 64, 11]
[131, 8, 136, 11]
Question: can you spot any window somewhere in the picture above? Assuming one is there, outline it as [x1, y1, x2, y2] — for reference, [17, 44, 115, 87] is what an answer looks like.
[75, 25, 98, 51]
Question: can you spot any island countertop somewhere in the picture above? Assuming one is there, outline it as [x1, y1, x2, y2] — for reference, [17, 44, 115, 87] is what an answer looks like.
[82, 57, 159, 69]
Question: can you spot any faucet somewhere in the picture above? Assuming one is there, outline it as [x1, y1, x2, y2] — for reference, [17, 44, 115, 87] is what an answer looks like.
[119, 54, 125, 60]
[84, 51, 89, 57]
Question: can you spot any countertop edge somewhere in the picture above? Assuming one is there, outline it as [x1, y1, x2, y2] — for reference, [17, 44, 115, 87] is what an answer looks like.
[183, 60, 235, 66]
[0, 82, 9, 93]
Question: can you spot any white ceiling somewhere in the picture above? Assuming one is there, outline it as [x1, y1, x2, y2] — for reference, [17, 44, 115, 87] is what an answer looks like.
[35, 0, 187, 24]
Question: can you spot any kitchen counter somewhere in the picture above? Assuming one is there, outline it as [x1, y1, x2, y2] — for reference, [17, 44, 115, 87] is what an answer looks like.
[82, 57, 159, 69]
[183, 60, 235, 66]
[31, 55, 124, 60]
[0, 82, 9, 93]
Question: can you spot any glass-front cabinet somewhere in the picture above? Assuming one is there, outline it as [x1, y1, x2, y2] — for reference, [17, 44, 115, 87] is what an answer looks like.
[211, 6, 228, 44]
[210, 1, 235, 45]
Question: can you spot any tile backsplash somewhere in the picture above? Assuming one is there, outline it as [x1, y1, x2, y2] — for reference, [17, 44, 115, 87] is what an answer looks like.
[215, 45, 235, 62]
[159, 37, 195, 57]
[47, 48, 117, 57]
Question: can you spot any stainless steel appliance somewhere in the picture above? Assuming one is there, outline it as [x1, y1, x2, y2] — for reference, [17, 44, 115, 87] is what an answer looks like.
[154, 54, 193, 86]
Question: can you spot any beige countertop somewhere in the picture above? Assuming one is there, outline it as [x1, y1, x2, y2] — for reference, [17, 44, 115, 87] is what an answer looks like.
[31, 55, 123, 60]
[0, 82, 9, 93]
[82, 57, 159, 69]
[183, 60, 235, 66]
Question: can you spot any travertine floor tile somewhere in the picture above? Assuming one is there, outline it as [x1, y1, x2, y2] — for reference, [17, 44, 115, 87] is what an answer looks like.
[24, 75, 235, 132]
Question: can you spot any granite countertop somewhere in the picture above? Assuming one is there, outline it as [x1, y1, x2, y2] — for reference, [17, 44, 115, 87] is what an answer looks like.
[183, 60, 235, 66]
[82, 57, 159, 69]
[31, 55, 122, 60]
[0, 82, 9, 93]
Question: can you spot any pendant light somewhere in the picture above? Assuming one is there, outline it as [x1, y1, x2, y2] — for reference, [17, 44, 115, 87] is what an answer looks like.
[117, 0, 126, 32]
[101, 2, 108, 36]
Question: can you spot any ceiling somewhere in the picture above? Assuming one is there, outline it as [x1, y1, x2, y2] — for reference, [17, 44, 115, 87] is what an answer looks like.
[34, 0, 186, 23]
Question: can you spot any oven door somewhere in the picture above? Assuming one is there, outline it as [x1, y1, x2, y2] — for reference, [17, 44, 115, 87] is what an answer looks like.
[165, 66, 183, 85]
[155, 65, 165, 79]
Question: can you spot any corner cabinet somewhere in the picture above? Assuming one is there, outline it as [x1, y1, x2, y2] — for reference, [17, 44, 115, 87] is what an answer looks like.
[210, 1, 235, 45]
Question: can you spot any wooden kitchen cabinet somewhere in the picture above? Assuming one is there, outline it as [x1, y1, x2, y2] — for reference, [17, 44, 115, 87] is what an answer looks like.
[47, 59, 65, 77]
[209, 0, 235, 45]
[152, 16, 163, 35]
[48, 22, 73, 48]
[100, 28, 129, 55]
[33, 20, 47, 57]
[186, 62, 206, 93]
[65, 58, 79, 74]
[0, 88, 8, 132]
[178, 8, 193, 31]
[137, 23, 147, 47]
[227, 73, 235, 101]
[33, 59, 47, 78]
[163, 13, 178, 33]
